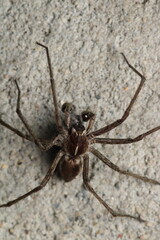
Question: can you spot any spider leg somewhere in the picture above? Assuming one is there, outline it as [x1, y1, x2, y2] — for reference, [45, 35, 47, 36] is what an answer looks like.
[90, 147, 160, 185]
[86, 115, 96, 133]
[0, 151, 63, 208]
[83, 154, 145, 222]
[0, 117, 61, 151]
[14, 80, 48, 150]
[89, 54, 145, 137]
[0, 118, 33, 141]
[38, 134, 63, 151]
[36, 42, 62, 132]
[93, 125, 160, 144]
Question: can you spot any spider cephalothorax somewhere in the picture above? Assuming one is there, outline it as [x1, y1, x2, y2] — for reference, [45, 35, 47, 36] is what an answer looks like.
[64, 126, 89, 157]
[0, 42, 159, 222]
[58, 104, 93, 181]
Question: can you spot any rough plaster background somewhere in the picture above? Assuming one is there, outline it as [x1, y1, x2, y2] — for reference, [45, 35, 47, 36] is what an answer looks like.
[0, 1, 160, 240]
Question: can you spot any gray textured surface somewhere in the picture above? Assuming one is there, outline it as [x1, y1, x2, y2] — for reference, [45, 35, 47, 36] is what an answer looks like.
[0, 1, 160, 239]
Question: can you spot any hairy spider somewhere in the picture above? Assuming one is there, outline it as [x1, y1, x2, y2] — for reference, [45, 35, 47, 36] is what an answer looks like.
[0, 42, 160, 222]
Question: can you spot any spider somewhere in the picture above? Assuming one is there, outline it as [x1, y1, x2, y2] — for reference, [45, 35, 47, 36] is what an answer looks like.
[0, 42, 160, 222]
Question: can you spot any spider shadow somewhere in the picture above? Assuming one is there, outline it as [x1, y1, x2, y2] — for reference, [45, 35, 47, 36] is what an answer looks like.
[34, 110, 62, 181]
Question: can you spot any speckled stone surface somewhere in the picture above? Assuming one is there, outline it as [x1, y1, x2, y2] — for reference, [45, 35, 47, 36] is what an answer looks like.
[0, 1, 160, 239]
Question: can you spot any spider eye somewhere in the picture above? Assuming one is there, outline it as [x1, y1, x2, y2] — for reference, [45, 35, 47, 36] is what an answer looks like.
[61, 102, 76, 113]
[81, 111, 95, 122]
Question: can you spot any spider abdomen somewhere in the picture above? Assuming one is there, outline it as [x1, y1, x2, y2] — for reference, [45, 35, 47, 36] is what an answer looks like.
[59, 156, 82, 182]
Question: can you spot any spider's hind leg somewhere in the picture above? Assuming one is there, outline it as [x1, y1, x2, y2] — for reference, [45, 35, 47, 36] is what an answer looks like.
[82, 154, 146, 222]
[0, 151, 63, 208]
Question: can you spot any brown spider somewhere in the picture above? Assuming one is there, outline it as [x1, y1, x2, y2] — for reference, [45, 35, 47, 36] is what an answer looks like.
[0, 42, 160, 222]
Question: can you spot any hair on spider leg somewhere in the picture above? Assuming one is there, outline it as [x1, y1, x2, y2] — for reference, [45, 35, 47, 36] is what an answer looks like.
[0, 42, 159, 223]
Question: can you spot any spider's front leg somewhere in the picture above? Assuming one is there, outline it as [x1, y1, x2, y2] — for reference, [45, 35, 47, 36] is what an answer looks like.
[89, 54, 146, 137]
[0, 118, 32, 141]
[0, 80, 39, 143]
[36, 42, 63, 132]
[14, 80, 49, 151]
[0, 80, 62, 151]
